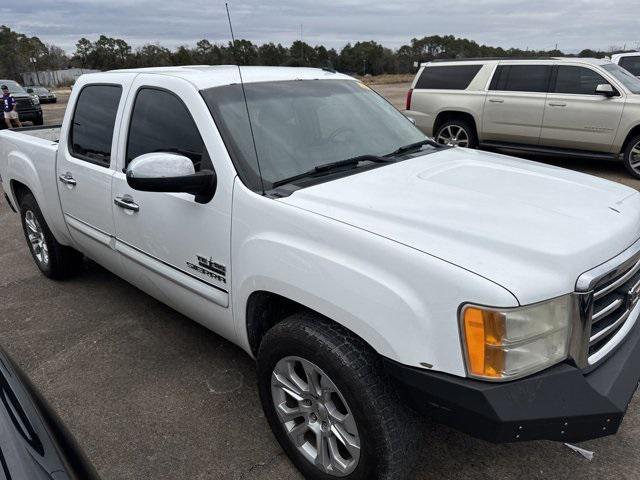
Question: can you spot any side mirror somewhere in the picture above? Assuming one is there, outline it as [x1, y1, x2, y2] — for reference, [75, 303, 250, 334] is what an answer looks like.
[595, 84, 616, 97]
[126, 152, 217, 204]
[26, 88, 33, 93]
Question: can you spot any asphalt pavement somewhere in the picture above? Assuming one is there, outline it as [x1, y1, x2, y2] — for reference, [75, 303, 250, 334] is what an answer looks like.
[0, 84, 638, 479]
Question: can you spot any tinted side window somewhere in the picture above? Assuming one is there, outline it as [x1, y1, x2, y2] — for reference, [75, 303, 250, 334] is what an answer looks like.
[489, 65, 551, 93]
[69, 85, 122, 166]
[416, 65, 482, 90]
[554, 66, 608, 95]
[126, 88, 210, 171]
[620, 57, 640, 76]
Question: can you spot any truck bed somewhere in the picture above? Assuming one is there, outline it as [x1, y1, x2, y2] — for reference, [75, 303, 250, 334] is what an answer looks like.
[0, 124, 70, 245]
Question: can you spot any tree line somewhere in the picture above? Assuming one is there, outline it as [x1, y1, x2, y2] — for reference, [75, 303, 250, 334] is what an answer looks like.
[0, 24, 633, 82]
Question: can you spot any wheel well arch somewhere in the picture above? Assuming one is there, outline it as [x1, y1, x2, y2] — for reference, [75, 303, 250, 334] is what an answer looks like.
[621, 124, 640, 154]
[245, 290, 375, 358]
[9, 180, 32, 207]
[433, 110, 478, 138]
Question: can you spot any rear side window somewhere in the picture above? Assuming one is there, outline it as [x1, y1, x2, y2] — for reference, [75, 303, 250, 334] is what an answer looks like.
[553, 66, 608, 95]
[620, 56, 640, 76]
[126, 88, 210, 171]
[489, 65, 551, 93]
[415, 65, 482, 90]
[69, 85, 122, 166]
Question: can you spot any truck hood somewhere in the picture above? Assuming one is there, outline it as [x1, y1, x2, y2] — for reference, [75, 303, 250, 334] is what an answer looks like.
[280, 148, 640, 304]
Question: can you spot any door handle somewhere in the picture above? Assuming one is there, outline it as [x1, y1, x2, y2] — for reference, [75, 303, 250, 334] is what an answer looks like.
[489, 99, 504, 103]
[549, 102, 567, 107]
[58, 172, 77, 187]
[114, 194, 140, 212]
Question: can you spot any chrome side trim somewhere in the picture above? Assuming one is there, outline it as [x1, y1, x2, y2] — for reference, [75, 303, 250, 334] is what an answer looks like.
[576, 237, 640, 292]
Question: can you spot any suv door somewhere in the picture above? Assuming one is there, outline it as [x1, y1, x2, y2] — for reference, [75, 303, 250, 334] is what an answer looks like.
[56, 74, 135, 273]
[539, 65, 625, 152]
[483, 63, 552, 144]
[111, 74, 235, 339]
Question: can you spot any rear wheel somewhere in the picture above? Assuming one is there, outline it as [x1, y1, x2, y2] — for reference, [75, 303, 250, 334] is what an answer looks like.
[257, 313, 418, 480]
[623, 134, 640, 179]
[434, 119, 478, 148]
[19, 193, 83, 279]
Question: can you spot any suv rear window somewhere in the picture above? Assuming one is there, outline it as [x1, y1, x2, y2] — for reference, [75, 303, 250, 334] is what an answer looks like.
[69, 84, 122, 166]
[489, 65, 551, 93]
[415, 65, 482, 90]
[619, 56, 640, 76]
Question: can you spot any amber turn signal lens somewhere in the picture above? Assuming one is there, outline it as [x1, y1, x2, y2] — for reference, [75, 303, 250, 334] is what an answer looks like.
[463, 307, 505, 378]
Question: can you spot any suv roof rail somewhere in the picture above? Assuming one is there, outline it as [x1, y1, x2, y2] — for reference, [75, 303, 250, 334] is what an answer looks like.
[427, 57, 557, 63]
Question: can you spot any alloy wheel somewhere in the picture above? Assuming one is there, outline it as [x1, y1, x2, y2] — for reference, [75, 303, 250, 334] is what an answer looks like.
[24, 210, 49, 266]
[271, 356, 361, 476]
[436, 124, 469, 147]
[629, 140, 640, 175]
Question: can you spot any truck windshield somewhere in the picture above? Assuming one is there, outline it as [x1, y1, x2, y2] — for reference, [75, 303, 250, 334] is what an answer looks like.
[602, 64, 640, 94]
[202, 79, 427, 191]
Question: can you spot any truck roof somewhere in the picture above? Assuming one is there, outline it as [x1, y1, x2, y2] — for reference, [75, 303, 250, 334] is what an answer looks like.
[103, 65, 354, 90]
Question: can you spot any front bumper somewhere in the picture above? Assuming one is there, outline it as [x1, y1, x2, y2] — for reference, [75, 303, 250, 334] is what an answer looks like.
[384, 316, 640, 443]
[16, 107, 42, 122]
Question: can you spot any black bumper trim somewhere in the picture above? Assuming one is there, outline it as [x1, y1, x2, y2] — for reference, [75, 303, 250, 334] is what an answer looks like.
[384, 318, 640, 443]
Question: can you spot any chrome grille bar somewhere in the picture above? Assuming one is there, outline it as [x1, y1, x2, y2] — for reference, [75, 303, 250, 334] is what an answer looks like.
[591, 297, 623, 323]
[594, 258, 640, 300]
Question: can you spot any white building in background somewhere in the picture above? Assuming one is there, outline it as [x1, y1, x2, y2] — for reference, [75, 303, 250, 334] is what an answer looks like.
[22, 68, 100, 87]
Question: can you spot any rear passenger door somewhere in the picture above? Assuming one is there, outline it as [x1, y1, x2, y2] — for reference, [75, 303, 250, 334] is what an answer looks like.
[482, 64, 552, 145]
[56, 74, 136, 274]
[539, 65, 625, 152]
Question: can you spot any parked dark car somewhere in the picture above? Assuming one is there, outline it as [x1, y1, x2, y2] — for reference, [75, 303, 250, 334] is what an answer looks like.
[26, 86, 57, 103]
[0, 80, 43, 128]
[0, 344, 100, 479]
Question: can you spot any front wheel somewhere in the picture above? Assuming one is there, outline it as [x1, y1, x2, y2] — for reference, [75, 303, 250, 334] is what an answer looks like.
[257, 313, 417, 480]
[434, 120, 478, 148]
[623, 134, 640, 179]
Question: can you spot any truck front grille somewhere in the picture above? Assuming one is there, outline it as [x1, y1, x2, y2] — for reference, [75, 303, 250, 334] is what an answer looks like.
[15, 98, 33, 110]
[587, 255, 640, 364]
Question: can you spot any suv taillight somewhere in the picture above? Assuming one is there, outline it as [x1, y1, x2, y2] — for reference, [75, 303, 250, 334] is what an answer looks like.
[405, 89, 413, 110]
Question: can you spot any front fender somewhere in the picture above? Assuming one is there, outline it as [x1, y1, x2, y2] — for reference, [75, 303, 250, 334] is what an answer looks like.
[231, 181, 517, 377]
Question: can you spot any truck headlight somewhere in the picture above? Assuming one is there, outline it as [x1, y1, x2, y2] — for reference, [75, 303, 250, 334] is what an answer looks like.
[460, 295, 573, 381]
[31, 96, 40, 105]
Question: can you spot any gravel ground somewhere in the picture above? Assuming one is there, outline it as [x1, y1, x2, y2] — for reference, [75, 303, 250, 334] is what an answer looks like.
[0, 83, 638, 480]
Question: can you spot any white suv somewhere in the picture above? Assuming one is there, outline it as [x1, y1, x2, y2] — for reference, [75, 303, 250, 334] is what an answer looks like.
[405, 58, 640, 178]
[612, 52, 640, 77]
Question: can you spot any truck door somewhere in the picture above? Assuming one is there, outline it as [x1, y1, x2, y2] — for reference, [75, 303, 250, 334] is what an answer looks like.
[482, 64, 551, 145]
[110, 74, 235, 340]
[539, 65, 625, 153]
[56, 73, 136, 273]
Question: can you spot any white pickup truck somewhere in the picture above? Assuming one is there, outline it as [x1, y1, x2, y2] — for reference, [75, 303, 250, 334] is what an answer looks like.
[2, 66, 640, 480]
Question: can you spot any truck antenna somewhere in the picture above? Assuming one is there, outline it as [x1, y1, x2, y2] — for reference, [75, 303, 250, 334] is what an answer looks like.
[225, 2, 265, 194]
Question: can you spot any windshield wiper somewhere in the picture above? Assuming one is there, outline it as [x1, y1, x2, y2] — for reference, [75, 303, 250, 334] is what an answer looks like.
[271, 154, 394, 188]
[385, 138, 440, 157]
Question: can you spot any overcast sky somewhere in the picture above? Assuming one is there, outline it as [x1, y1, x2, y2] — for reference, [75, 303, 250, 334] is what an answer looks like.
[2, 0, 638, 54]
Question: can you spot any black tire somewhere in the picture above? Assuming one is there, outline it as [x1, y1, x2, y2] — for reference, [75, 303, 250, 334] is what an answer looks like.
[623, 134, 640, 179]
[257, 313, 418, 480]
[434, 119, 478, 148]
[19, 193, 83, 279]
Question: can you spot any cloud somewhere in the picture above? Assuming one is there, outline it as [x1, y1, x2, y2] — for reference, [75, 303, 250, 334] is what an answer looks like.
[3, 0, 638, 54]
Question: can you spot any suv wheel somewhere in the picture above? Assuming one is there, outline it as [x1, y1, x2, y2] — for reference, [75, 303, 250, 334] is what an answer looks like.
[257, 312, 417, 480]
[435, 120, 477, 148]
[19, 193, 83, 279]
[623, 134, 640, 179]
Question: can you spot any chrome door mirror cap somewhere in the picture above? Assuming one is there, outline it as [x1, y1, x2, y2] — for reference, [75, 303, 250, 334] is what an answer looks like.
[595, 83, 616, 97]
[125, 152, 217, 204]
[126, 152, 195, 179]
